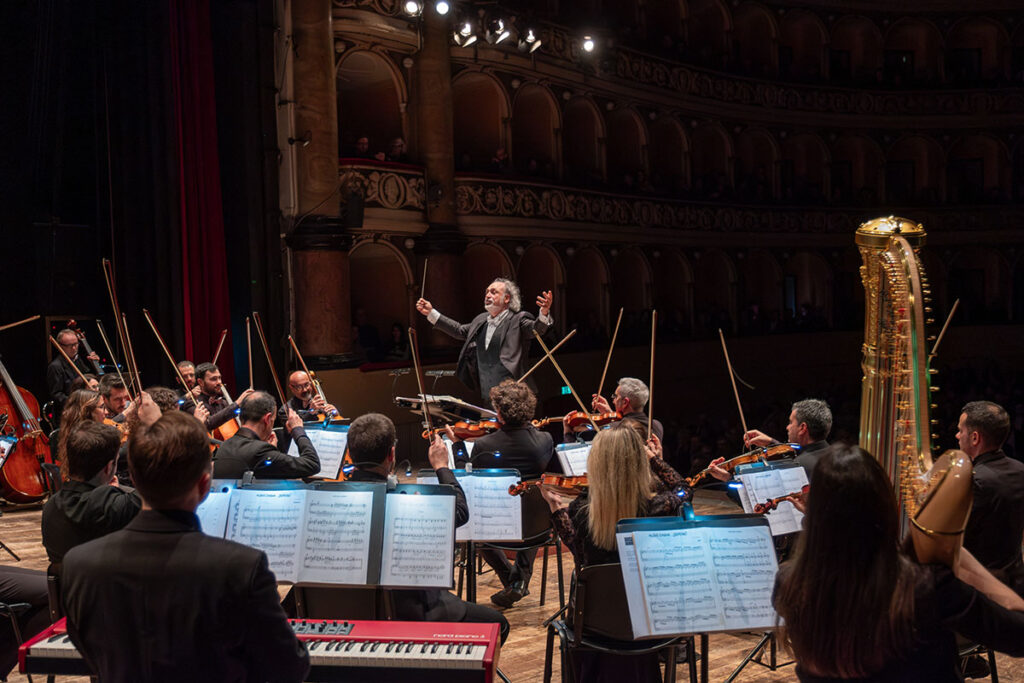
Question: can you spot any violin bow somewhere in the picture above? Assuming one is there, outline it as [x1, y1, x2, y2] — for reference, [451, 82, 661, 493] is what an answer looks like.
[101, 259, 133, 390]
[48, 336, 91, 386]
[252, 312, 287, 406]
[420, 257, 429, 300]
[596, 307, 623, 400]
[718, 328, 749, 435]
[531, 330, 598, 431]
[95, 321, 132, 399]
[929, 298, 959, 359]
[648, 310, 657, 440]
[288, 334, 335, 416]
[0, 315, 41, 333]
[245, 317, 253, 390]
[516, 328, 577, 383]
[211, 329, 228, 366]
[121, 312, 143, 397]
[407, 327, 435, 437]
[142, 309, 199, 408]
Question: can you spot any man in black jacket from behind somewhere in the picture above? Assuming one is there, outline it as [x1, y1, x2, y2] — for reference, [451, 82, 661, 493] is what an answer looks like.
[61, 411, 310, 683]
[213, 391, 320, 480]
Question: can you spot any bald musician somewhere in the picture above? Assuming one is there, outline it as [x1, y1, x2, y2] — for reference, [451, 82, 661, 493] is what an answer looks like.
[287, 370, 337, 421]
[416, 278, 553, 405]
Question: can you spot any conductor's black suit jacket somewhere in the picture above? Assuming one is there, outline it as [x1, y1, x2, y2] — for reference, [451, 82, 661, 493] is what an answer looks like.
[61, 509, 309, 683]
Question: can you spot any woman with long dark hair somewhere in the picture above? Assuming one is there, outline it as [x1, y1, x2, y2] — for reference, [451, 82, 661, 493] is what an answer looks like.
[774, 445, 1024, 681]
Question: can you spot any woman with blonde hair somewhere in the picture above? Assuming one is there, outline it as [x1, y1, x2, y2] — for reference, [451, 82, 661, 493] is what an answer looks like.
[541, 427, 690, 680]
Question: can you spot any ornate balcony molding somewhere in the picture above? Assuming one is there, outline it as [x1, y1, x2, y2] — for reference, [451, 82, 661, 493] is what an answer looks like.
[333, 0, 402, 16]
[453, 175, 1023, 235]
[338, 159, 425, 211]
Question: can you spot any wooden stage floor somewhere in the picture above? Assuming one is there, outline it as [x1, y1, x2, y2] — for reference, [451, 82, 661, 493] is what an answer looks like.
[2, 492, 1022, 682]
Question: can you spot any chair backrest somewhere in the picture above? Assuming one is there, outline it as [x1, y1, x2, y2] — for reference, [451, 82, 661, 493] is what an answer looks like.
[46, 563, 64, 622]
[520, 486, 555, 541]
[41, 462, 62, 493]
[573, 562, 635, 641]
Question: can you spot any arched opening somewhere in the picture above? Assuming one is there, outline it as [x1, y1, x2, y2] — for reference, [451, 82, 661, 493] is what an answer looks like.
[606, 108, 646, 192]
[739, 250, 783, 334]
[349, 241, 412, 361]
[648, 118, 687, 194]
[733, 3, 777, 77]
[337, 51, 405, 158]
[511, 84, 559, 178]
[947, 17, 1010, 85]
[735, 129, 777, 202]
[517, 245, 565, 327]
[609, 249, 652, 347]
[778, 10, 827, 81]
[651, 249, 693, 340]
[884, 19, 943, 85]
[562, 98, 604, 187]
[887, 136, 944, 204]
[784, 251, 832, 329]
[830, 16, 883, 83]
[692, 249, 736, 335]
[949, 248, 1011, 323]
[780, 134, 828, 203]
[687, 0, 731, 69]
[832, 135, 883, 205]
[463, 244, 514, 315]
[452, 72, 509, 172]
[947, 135, 1011, 203]
[690, 123, 732, 199]
[565, 248, 609, 350]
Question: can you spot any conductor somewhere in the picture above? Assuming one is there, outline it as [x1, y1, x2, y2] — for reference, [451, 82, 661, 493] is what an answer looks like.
[417, 278, 553, 404]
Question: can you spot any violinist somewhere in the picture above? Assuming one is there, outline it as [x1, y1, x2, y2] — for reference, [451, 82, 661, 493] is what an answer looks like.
[212, 392, 320, 480]
[447, 380, 557, 608]
[69, 373, 100, 393]
[46, 329, 101, 409]
[98, 374, 131, 422]
[176, 360, 200, 399]
[712, 398, 832, 481]
[286, 370, 337, 421]
[183, 362, 252, 431]
[574, 377, 663, 442]
[416, 278, 553, 405]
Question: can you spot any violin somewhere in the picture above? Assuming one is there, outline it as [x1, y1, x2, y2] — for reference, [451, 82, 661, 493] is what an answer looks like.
[508, 474, 589, 497]
[753, 484, 810, 514]
[422, 419, 500, 441]
[0, 356, 51, 503]
[67, 319, 104, 376]
[685, 443, 801, 488]
[214, 386, 241, 442]
[563, 410, 621, 432]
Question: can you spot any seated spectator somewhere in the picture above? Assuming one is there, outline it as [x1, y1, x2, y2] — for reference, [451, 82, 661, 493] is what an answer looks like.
[488, 147, 510, 174]
[382, 322, 411, 362]
[386, 137, 409, 163]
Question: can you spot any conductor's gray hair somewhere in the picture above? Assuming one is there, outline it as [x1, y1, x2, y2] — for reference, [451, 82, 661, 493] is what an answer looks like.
[492, 278, 522, 313]
[617, 377, 650, 410]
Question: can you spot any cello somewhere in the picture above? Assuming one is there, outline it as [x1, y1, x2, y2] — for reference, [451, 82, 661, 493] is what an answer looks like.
[67, 319, 104, 376]
[0, 355, 50, 503]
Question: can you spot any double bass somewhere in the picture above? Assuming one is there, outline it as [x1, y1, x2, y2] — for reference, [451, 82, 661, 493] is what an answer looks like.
[0, 356, 50, 503]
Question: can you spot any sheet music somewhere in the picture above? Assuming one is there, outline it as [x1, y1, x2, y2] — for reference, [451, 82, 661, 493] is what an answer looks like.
[379, 493, 455, 588]
[465, 475, 521, 541]
[624, 523, 778, 637]
[735, 466, 808, 536]
[556, 442, 591, 476]
[225, 489, 307, 583]
[196, 489, 233, 537]
[440, 437, 473, 469]
[616, 533, 652, 636]
[288, 427, 349, 479]
[297, 489, 375, 584]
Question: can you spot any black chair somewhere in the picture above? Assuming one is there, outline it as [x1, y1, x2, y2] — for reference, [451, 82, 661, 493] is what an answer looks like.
[959, 640, 1000, 682]
[0, 601, 35, 683]
[40, 463, 62, 495]
[463, 486, 566, 608]
[44, 564, 63, 623]
[544, 563, 698, 683]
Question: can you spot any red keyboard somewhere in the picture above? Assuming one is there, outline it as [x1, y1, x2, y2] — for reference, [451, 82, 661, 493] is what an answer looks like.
[21, 617, 501, 682]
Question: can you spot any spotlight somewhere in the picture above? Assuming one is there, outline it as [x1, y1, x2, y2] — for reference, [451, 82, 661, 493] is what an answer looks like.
[434, 0, 450, 15]
[582, 35, 595, 53]
[403, 0, 421, 16]
[486, 16, 510, 44]
[517, 27, 541, 53]
[453, 19, 477, 47]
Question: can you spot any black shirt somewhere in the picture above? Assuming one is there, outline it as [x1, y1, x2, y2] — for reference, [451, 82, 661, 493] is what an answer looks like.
[453, 424, 556, 477]
[41, 479, 142, 564]
[182, 391, 239, 431]
[964, 449, 1024, 594]
[46, 355, 92, 407]
[213, 427, 320, 480]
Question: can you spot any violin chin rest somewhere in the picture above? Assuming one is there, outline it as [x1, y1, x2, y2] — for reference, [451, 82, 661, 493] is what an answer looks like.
[910, 450, 973, 567]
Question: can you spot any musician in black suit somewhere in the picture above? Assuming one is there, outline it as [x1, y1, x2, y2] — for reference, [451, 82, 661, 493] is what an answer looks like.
[583, 377, 664, 443]
[416, 278, 553, 405]
[181, 362, 251, 431]
[46, 328, 100, 408]
[957, 401, 1024, 597]
[345, 413, 509, 643]
[61, 411, 309, 683]
[450, 380, 556, 607]
[213, 391, 320, 480]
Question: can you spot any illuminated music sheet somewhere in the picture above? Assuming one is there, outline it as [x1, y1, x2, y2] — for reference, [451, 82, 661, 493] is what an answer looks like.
[618, 518, 778, 638]
[735, 464, 808, 536]
[225, 489, 306, 583]
[196, 489, 233, 537]
[379, 493, 456, 588]
[296, 489, 374, 585]
[416, 470, 522, 541]
[287, 426, 349, 480]
[556, 442, 591, 476]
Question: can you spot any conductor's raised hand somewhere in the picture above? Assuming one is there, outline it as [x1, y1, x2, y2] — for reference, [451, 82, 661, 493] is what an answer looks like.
[416, 298, 433, 316]
[536, 290, 553, 316]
